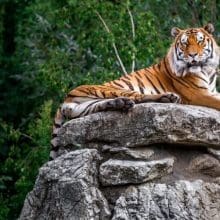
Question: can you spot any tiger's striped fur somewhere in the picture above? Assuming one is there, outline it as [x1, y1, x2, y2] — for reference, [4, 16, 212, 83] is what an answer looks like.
[50, 23, 220, 159]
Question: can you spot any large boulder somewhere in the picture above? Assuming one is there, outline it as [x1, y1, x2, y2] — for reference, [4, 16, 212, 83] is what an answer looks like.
[52, 103, 220, 157]
[19, 149, 111, 220]
[20, 103, 220, 219]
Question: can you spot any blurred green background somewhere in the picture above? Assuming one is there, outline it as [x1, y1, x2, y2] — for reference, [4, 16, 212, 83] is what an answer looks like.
[0, 0, 220, 218]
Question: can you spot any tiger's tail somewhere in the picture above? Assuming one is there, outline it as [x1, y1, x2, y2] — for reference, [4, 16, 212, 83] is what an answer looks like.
[50, 107, 65, 160]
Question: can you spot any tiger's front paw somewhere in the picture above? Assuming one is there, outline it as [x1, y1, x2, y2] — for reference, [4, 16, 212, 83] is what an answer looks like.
[104, 97, 135, 111]
[159, 92, 181, 103]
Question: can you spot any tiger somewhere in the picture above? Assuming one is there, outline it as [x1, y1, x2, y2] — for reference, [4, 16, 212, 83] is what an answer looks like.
[50, 23, 220, 159]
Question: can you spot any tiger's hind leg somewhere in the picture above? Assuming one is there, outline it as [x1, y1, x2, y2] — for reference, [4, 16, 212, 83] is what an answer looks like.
[60, 92, 181, 120]
[61, 97, 135, 119]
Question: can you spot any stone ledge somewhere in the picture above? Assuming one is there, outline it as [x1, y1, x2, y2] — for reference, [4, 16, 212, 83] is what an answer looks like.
[53, 103, 220, 158]
[99, 158, 174, 186]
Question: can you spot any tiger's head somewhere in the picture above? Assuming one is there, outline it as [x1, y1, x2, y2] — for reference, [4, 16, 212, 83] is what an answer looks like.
[168, 23, 220, 77]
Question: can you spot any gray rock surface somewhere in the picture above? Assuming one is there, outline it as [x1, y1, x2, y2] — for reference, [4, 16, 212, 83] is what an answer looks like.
[208, 148, 220, 160]
[101, 146, 154, 160]
[112, 180, 220, 220]
[52, 103, 220, 157]
[20, 104, 220, 220]
[188, 154, 220, 177]
[99, 158, 174, 186]
[19, 149, 110, 220]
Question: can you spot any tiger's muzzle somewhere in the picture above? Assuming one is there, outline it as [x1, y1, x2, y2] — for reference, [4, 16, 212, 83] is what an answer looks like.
[187, 61, 202, 68]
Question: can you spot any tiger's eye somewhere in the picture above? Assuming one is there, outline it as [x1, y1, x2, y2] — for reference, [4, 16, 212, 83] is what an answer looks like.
[197, 32, 204, 42]
[181, 34, 188, 44]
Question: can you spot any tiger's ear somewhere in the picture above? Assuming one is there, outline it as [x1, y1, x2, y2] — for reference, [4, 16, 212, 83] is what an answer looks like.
[171, 27, 181, 37]
[204, 23, 215, 34]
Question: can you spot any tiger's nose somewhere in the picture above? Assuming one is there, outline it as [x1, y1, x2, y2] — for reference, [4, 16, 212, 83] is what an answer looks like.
[189, 52, 198, 58]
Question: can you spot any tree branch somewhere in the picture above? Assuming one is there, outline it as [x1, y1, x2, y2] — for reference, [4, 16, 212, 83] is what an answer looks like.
[127, 5, 135, 72]
[95, 10, 128, 75]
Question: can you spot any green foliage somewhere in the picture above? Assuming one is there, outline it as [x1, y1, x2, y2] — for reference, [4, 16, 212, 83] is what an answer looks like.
[0, 0, 220, 219]
[0, 101, 51, 219]
[28, 100, 52, 148]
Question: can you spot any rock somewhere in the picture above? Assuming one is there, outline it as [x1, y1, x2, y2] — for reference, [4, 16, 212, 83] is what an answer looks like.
[123, 148, 154, 160]
[188, 154, 220, 177]
[99, 158, 174, 186]
[214, 177, 220, 184]
[53, 103, 220, 157]
[101, 145, 154, 160]
[207, 148, 220, 160]
[112, 180, 220, 220]
[19, 149, 111, 220]
[20, 104, 220, 219]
